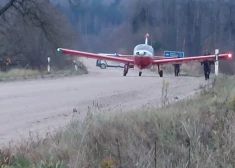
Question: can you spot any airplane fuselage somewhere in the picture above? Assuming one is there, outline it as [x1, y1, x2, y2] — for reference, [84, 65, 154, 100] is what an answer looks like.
[133, 44, 154, 70]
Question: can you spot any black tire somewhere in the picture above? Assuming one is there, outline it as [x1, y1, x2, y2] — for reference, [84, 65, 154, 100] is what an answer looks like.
[123, 67, 127, 76]
[159, 70, 163, 77]
[139, 71, 142, 76]
[123, 65, 128, 76]
[100, 64, 106, 69]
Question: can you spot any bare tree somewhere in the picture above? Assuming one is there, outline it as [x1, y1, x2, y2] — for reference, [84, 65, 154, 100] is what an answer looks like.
[0, 0, 80, 70]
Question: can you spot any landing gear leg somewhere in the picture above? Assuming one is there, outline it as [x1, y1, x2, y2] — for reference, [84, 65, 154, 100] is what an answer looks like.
[123, 64, 129, 76]
[157, 65, 163, 77]
[139, 71, 142, 76]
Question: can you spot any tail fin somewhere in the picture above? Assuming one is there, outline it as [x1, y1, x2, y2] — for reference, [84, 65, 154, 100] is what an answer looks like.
[145, 33, 149, 45]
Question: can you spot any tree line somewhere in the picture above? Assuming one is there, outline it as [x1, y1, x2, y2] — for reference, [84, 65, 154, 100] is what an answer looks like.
[64, 0, 235, 73]
[0, 0, 234, 73]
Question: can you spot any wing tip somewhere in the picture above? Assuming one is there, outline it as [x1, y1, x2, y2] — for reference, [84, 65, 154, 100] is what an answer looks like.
[228, 53, 232, 58]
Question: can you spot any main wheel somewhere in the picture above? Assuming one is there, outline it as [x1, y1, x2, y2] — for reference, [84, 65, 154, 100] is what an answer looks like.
[159, 70, 163, 77]
[123, 70, 127, 76]
[139, 71, 142, 76]
[123, 64, 129, 76]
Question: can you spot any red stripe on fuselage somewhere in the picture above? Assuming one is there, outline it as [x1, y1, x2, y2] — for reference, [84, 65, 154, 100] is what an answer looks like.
[134, 56, 153, 69]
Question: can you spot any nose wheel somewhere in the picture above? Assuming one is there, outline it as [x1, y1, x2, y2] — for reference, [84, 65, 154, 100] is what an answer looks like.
[139, 71, 142, 76]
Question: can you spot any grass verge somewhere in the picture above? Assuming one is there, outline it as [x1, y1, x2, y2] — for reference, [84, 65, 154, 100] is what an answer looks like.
[0, 66, 88, 82]
[151, 62, 204, 77]
[1, 75, 235, 168]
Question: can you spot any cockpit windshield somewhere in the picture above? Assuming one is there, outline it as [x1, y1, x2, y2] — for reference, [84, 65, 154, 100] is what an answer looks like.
[134, 44, 154, 53]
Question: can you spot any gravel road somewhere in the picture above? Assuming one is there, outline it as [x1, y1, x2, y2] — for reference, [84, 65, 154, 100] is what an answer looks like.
[0, 58, 207, 147]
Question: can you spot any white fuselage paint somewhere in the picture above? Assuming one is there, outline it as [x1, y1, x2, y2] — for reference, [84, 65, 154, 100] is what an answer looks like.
[133, 44, 154, 58]
[132, 43, 155, 70]
[133, 34, 154, 59]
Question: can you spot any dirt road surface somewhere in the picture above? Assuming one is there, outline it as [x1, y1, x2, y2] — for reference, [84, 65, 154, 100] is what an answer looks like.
[0, 58, 208, 147]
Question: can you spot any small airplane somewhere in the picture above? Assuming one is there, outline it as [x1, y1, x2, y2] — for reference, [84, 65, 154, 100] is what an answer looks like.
[57, 33, 232, 77]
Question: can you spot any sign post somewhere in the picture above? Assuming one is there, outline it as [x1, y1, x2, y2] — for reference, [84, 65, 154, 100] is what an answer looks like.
[74, 60, 78, 70]
[47, 57, 51, 73]
[215, 49, 219, 76]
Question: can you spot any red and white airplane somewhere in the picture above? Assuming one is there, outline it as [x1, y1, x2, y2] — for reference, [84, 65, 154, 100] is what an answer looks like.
[57, 33, 232, 77]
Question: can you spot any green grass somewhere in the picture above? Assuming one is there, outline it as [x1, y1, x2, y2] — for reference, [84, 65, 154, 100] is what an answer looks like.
[1, 75, 235, 168]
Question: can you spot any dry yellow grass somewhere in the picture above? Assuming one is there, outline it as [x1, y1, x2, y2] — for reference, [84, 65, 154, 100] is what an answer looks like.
[152, 62, 204, 77]
[0, 69, 40, 79]
[1, 75, 235, 168]
[0, 67, 88, 82]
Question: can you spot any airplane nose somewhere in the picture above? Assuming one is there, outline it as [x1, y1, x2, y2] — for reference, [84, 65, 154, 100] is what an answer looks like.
[136, 51, 146, 55]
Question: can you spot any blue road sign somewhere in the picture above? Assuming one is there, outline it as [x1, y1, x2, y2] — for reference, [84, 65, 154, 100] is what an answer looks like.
[163, 51, 184, 58]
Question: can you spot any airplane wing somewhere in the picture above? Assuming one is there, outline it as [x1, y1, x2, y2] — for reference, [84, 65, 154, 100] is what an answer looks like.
[117, 55, 177, 60]
[57, 48, 134, 64]
[153, 56, 178, 60]
[152, 53, 232, 65]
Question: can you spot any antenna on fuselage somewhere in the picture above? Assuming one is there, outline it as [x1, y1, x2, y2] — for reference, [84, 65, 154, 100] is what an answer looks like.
[145, 33, 149, 45]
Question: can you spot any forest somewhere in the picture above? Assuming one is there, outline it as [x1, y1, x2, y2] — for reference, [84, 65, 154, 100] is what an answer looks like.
[0, 0, 235, 73]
